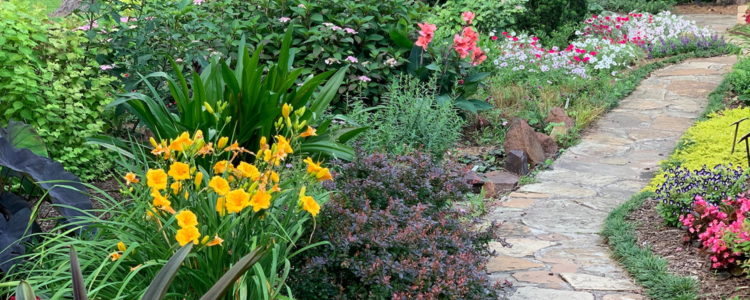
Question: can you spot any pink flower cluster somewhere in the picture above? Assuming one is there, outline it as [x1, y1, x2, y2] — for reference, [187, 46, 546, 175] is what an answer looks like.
[415, 23, 436, 50]
[413, 11, 486, 66]
[680, 195, 750, 269]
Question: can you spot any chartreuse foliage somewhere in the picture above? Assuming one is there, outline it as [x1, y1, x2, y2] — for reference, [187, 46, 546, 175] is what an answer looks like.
[646, 106, 750, 192]
[5, 112, 332, 299]
[98, 24, 361, 164]
[0, 120, 93, 273]
[0, 0, 117, 181]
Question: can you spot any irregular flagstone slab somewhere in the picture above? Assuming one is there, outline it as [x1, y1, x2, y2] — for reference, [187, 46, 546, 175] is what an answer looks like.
[508, 192, 552, 199]
[517, 183, 597, 198]
[627, 128, 679, 141]
[486, 255, 544, 272]
[665, 80, 718, 97]
[650, 116, 696, 132]
[522, 200, 606, 233]
[618, 99, 668, 110]
[500, 198, 536, 208]
[535, 169, 620, 187]
[554, 160, 643, 179]
[568, 143, 631, 158]
[603, 293, 645, 300]
[599, 157, 629, 166]
[653, 68, 719, 76]
[581, 133, 635, 146]
[560, 273, 639, 291]
[512, 270, 564, 283]
[572, 197, 628, 212]
[496, 222, 532, 238]
[509, 287, 594, 300]
[491, 238, 557, 257]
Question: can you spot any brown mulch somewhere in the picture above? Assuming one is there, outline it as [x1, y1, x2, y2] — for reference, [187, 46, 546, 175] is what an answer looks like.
[631, 199, 750, 299]
[35, 177, 122, 232]
[674, 3, 739, 15]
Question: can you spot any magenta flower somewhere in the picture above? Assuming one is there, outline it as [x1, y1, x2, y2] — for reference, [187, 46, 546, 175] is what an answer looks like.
[100, 64, 114, 70]
[358, 76, 371, 82]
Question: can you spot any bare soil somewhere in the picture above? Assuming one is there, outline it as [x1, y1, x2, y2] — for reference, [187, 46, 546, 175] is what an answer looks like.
[36, 177, 122, 232]
[632, 199, 750, 299]
[674, 3, 739, 15]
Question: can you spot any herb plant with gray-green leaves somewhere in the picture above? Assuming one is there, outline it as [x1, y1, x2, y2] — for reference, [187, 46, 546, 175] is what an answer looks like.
[345, 76, 464, 160]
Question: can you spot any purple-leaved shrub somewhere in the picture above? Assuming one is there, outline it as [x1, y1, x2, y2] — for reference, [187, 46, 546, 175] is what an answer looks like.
[289, 150, 504, 299]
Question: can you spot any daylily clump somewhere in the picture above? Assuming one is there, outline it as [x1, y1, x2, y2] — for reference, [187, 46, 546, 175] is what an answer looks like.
[123, 110, 330, 254]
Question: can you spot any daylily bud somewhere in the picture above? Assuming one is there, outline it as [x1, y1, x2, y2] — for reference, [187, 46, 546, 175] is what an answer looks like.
[150, 137, 158, 148]
[217, 137, 229, 150]
[248, 181, 259, 193]
[282, 103, 291, 118]
[298, 120, 307, 128]
[200, 236, 210, 245]
[225, 116, 232, 123]
[295, 106, 306, 117]
[285, 117, 292, 129]
[194, 139, 205, 151]
[204, 102, 214, 114]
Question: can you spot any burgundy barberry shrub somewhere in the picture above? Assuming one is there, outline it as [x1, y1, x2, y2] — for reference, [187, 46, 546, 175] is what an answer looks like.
[289, 151, 502, 300]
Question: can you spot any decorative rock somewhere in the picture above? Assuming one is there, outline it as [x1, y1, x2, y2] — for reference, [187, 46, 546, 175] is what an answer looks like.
[463, 171, 483, 186]
[486, 255, 544, 272]
[544, 107, 575, 131]
[665, 80, 718, 98]
[560, 273, 639, 291]
[512, 270, 564, 283]
[482, 180, 497, 199]
[551, 263, 579, 273]
[491, 238, 556, 257]
[484, 171, 519, 193]
[497, 222, 532, 237]
[535, 132, 559, 158]
[503, 120, 546, 167]
[506, 149, 530, 175]
[509, 287, 594, 300]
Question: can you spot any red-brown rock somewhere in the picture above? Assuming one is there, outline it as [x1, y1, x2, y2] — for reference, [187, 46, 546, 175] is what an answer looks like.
[535, 132, 559, 159]
[484, 171, 519, 193]
[544, 107, 575, 130]
[503, 120, 546, 167]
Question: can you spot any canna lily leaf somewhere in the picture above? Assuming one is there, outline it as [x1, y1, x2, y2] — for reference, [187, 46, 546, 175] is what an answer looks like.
[14, 280, 36, 300]
[69, 246, 88, 300]
[140, 242, 194, 300]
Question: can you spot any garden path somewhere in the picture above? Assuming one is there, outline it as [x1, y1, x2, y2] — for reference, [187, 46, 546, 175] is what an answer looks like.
[487, 15, 738, 300]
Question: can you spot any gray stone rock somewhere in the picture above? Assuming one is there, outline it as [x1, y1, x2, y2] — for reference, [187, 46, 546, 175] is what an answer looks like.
[509, 287, 594, 300]
[484, 171, 519, 193]
[560, 273, 639, 291]
[506, 149, 529, 175]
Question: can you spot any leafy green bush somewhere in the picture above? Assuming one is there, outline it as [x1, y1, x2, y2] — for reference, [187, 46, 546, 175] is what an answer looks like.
[727, 56, 750, 103]
[433, 0, 527, 34]
[596, 0, 676, 14]
[346, 76, 464, 159]
[0, 0, 116, 180]
[82, 0, 430, 105]
[512, 0, 589, 38]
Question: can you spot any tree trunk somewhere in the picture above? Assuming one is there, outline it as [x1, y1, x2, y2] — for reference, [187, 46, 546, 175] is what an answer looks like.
[48, 0, 85, 18]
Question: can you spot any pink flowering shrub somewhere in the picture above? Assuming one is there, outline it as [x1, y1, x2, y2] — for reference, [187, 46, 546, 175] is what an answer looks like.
[680, 195, 750, 270]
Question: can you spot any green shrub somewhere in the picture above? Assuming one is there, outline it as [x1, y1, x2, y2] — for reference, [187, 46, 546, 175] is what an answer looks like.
[0, 0, 117, 180]
[83, 0, 430, 105]
[346, 76, 464, 159]
[596, 0, 676, 14]
[433, 0, 527, 34]
[513, 0, 589, 38]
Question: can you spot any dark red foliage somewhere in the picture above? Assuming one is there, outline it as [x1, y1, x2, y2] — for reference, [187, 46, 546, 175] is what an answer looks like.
[289, 151, 503, 300]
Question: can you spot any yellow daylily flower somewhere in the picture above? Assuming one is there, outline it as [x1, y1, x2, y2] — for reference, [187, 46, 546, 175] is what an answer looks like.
[168, 162, 191, 181]
[146, 169, 168, 190]
[175, 227, 201, 246]
[175, 209, 198, 228]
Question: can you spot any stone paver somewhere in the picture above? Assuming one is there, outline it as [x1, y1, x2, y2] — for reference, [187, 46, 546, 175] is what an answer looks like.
[488, 14, 737, 299]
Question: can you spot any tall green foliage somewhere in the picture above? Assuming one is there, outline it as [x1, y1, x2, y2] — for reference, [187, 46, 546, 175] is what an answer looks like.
[434, 0, 527, 34]
[99, 25, 361, 163]
[346, 76, 463, 159]
[513, 0, 589, 37]
[0, 0, 117, 180]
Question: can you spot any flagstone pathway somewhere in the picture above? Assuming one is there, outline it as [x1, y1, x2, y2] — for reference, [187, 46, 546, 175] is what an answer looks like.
[487, 15, 739, 300]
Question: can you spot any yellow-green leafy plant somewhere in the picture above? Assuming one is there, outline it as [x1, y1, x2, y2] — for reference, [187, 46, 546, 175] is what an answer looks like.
[0, 0, 117, 180]
[4, 112, 332, 299]
[646, 107, 750, 192]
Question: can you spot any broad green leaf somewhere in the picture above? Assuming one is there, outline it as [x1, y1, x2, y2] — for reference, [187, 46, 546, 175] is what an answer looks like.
[14, 280, 36, 300]
[0, 119, 47, 157]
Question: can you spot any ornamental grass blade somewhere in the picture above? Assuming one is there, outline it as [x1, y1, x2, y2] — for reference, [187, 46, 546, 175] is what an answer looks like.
[141, 242, 194, 300]
[198, 246, 267, 300]
[69, 246, 88, 300]
[14, 280, 36, 300]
